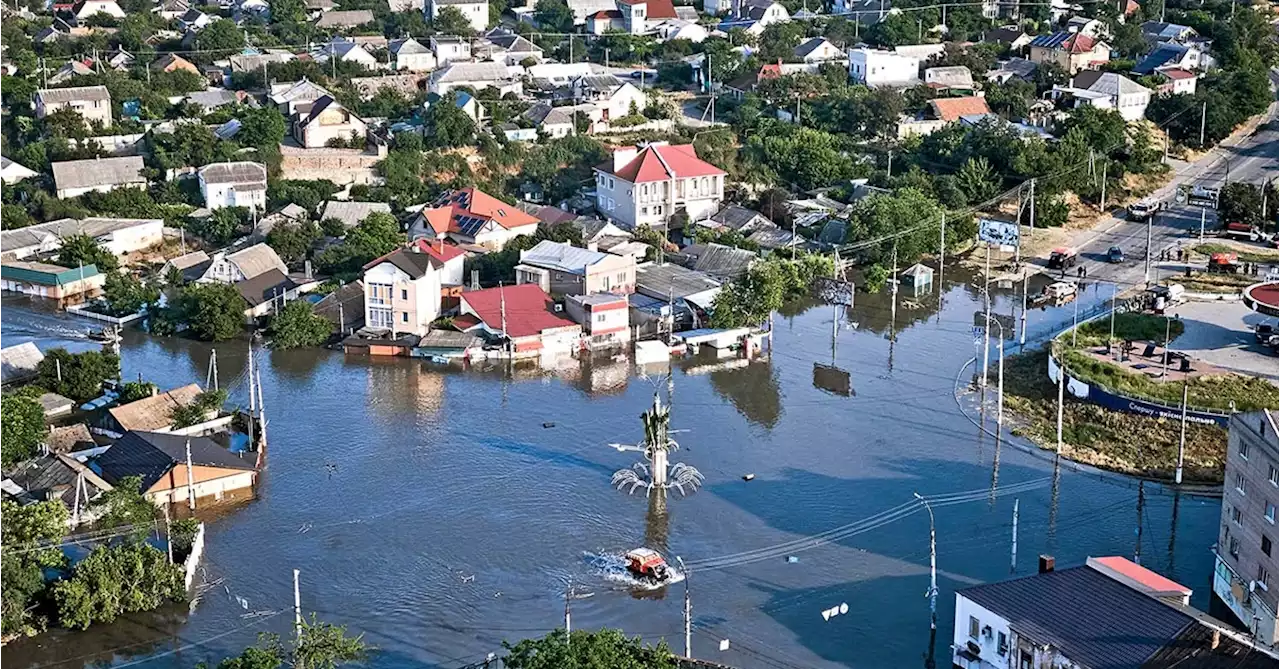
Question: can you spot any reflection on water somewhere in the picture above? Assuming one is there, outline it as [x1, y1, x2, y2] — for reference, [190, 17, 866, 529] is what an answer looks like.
[0, 273, 1225, 669]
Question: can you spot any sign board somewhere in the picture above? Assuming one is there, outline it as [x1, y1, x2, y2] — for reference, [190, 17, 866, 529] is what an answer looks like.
[978, 218, 1020, 250]
[813, 363, 853, 397]
[1177, 184, 1220, 209]
[811, 277, 854, 307]
[972, 312, 1017, 338]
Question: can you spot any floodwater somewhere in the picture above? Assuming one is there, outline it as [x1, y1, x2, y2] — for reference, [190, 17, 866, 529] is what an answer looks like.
[1, 271, 1222, 669]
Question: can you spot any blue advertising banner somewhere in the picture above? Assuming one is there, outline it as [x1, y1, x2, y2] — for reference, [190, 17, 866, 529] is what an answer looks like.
[1047, 355, 1230, 427]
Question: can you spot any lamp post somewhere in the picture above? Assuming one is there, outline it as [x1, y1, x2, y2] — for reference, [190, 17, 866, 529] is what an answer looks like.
[913, 492, 937, 632]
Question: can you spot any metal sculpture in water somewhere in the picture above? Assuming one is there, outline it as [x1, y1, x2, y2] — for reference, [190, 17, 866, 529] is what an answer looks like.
[609, 393, 703, 496]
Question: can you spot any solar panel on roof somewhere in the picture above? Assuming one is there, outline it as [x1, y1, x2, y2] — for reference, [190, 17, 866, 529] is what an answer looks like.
[456, 215, 488, 236]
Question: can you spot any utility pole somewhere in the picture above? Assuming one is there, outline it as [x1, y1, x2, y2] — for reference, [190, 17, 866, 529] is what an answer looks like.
[682, 560, 692, 658]
[913, 493, 937, 631]
[938, 211, 946, 300]
[207, 349, 219, 391]
[1198, 101, 1207, 147]
[604, 47, 609, 68]
[1144, 212, 1154, 285]
[1072, 290, 1079, 347]
[185, 438, 196, 511]
[1200, 208, 1206, 240]
[1175, 382, 1188, 484]
[1019, 271, 1029, 347]
[980, 244, 991, 387]
[1109, 282, 1117, 359]
[500, 283, 509, 359]
[1099, 161, 1108, 211]
[56, 358, 62, 383]
[1055, 358, 1065, 455]
[1010, 499, 1019, 573]
[886, 150, 893, 179]
[564, 578, 572, 646]
[1134, 481, 1145, 564]
[163, 504, 173, 563]
[996, 333, 1004, 441]
[294, 569, 303, 639]
[248, 337, 256, 414]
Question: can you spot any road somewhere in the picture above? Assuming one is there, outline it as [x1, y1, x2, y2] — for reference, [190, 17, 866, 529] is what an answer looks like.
[1035, 109, 1279, 288]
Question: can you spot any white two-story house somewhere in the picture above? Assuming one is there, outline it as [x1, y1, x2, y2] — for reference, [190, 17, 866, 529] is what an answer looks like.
[594, 143, 726, 231]
[847, 47, 921, 87]
[361, 241, 465, 337]
[197, 162, 268, 211]
[292, 95, 367, 149]
[425, 0, 488, 33]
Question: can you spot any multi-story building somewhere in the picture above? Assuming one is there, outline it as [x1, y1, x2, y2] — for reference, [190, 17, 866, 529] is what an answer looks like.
[425, 0, 489, 33]
[514, 240, 636, 296]
[361, 242, 465, 337]
[565, 293, 631, 349]
[34, 85, 112, 127]
[847, 47, 921, 87]
[1214, 410, 1279, 649]
[197, 162, 268, 211]
[1028, 31, 1111, 74]
[292, 96, 367, 149]
[594, 143, 726, 231]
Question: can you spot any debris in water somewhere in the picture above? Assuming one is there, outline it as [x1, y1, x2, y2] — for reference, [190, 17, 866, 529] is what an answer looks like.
[542, 422, 555, 428]
[460, 574, 474, 583]
[786, 556, 799, 563]
[742, 473, 755, 481]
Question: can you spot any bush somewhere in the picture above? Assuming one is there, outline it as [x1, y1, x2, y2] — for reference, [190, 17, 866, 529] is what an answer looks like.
[170, 283, 247, 342]
[265, 301, 332, 349]
[170, 518, 200, 560]
[53, 542, 185, 630]
[1, 394, 45, 467]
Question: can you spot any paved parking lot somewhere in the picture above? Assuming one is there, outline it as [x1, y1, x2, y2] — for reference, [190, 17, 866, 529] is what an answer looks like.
[1170, 299, 1279, 381]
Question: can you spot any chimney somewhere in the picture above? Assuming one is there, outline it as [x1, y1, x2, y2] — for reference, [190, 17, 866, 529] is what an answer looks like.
[1039, 555, 1055, 574]
[1211, 630, 1221, 650]
[612, 146, 639, 172]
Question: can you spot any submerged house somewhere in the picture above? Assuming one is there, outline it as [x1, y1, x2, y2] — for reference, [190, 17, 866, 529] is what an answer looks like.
[93, 430, 257, 506]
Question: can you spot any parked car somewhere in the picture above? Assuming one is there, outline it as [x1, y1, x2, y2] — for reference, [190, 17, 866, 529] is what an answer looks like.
[1256, 323, 1278, 345]
[1107, 246, 1125, 263]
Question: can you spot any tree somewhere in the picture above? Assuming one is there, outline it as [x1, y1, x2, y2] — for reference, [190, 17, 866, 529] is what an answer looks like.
[424, 92, 477, 149]
[267, 222, 321, 265]
[211, 616, 367, 669]
[710, 254, 834, 328]
[37, 348, 120, 402]
[955, 157, 999, 204]
[1218, 181, 1263, 227]
[195, 18, 247, 54]
[172, 283, 247, 341]
[170, 389, 227, 428]
[266, 301, 332, 349]
[864, 12, 917, 47]
[503, 628, 676, 669]
[2, 500, 69, 637]
[235, 107, 288, 149]
[101, 271, 160, 316]
[533, 0, 573, 33]
[432, 5, 476, 35]
[192, 208, 246, 245]
[57, 234, 119, 272]
[118, 380, 158, 403]
[92, 476, 157, 532]
[1, 394, 45, 467]
[53, 541, 185, 630]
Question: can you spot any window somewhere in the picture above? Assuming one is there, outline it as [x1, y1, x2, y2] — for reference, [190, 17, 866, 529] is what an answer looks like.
[1230, 537, 1240, 558]
[641, 207, 648, 215]
[1264, 536, 1273, 557]
[1267, 503, 1276, 524]
[968, 616, 979, 639]
[1258, 564, 1272, 590]
[401, 289, 408, 300]
[369, 307, 393, 329]
[1020, 651, 1034, 669]
[369, 283, 392, 306]
[1269, 464, 1277, 486]
[1236, 473, 1247, 495]
[654, 206, 663, 215]
[1233, 506, 1243, 525]
[997, 632, 1008, 655]
[401, 312, 408, 323]
[1240, 441, 1250, 460]
[609, 178, 615, 188]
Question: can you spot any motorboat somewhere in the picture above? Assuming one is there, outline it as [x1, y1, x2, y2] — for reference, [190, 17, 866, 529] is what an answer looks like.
[624, 548, 671, 583]
[87, 326, 121, 344]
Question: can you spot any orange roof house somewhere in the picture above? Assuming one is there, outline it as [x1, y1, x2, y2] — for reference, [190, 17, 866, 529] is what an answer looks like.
[409, 187, 539, 251]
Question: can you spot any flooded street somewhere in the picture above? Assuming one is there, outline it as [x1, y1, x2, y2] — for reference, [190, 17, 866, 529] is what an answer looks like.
[2, 273, 1222, 669]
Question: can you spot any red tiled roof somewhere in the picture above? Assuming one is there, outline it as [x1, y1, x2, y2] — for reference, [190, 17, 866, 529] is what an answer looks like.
[1065, 33, 1098, 54]
[644, 0, 678, 19]
[461, 284, 578, 338]
[759, 62, 782, 79]
[1123, 0, 1139, 14]
[451, 313, 481, 330]
[411, 238, 467, 263]
[589, 9, 621, 18]
[604, 144, 726, 184]
[1159, 67, 1196, 80]
[422, 187, 539, 236]
[929, 95, 991, 121]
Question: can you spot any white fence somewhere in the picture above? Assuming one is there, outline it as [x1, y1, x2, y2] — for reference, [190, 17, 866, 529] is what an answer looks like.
[66, 304, 146, 325]
[182, 522, 206, 590]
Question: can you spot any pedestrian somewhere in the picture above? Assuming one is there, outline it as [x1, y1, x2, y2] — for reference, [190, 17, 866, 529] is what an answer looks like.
[1177, 249, 1184, 262]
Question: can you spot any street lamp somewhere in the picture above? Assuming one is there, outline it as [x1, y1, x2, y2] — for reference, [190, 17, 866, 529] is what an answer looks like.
[983, 315, 1006, 442]
[913, 492, 938, 632]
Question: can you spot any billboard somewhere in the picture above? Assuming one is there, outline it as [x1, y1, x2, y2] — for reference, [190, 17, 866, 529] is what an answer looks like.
[978, 219, 1020, 250]
[811, 278, 854, 306]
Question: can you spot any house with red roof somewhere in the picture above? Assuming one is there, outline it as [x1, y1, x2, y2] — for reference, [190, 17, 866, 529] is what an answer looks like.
[408, 187, 540, 250]
[458, 284, 582, 356]
[1028, 31, 1111, 74]
[361, 241, 467, 337]
[594, 142, 726, 232]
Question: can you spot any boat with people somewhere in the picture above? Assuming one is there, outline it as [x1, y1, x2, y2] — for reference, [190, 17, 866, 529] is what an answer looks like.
[87, 325, 121, 344]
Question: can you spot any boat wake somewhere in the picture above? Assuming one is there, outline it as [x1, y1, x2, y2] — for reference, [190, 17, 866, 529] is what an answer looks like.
[583, 551, 684, 590]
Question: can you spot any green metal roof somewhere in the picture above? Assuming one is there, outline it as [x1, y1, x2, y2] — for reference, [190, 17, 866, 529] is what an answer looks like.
[1, 263, 101, 286]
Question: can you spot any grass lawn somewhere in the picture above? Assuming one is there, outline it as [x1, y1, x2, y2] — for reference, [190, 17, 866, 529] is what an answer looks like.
[1057, 347, 1277, 412]
[1177, 271, 1261, 293]
[1193, 243, 1277, 265]
[998, 347, 1229, 483]
[1075, 312, 1184, 346]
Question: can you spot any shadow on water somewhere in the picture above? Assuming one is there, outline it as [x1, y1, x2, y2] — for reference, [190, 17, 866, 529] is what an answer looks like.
[696, 358, 782, 430]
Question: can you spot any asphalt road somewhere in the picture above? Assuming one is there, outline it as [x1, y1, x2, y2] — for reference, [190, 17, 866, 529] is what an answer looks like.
[1035, 110, 1279, 289]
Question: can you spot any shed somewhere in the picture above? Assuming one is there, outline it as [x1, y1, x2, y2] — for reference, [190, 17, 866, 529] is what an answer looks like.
[900, 263, 934, 292]
[38, 392, 76, 418]
[2, 342, 44, 386]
